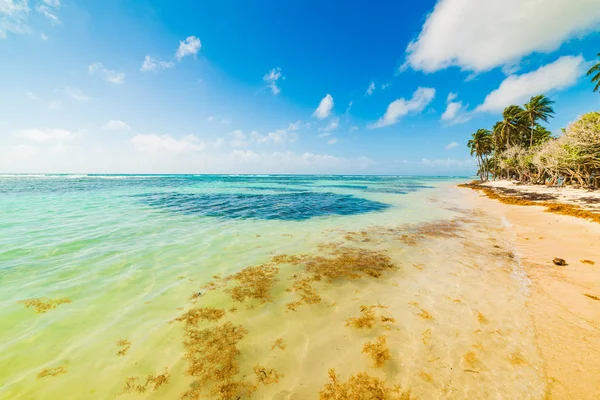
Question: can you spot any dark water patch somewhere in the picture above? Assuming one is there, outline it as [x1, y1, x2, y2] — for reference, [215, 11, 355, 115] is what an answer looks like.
[134, 192, 391, 221]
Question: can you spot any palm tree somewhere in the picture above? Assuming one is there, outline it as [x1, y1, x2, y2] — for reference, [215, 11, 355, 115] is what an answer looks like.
[499, 105, 524, 149]
[587, 53, 600, 92]
[468, 128, 492, 181]
[522, 95, 554, 147]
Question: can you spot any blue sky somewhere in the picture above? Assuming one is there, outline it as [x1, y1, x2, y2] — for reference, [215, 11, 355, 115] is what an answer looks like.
[1, 0, 600, 174]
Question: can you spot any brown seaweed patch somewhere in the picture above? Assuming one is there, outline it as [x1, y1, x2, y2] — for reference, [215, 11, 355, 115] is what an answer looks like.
[418, 371, 433, 383]
[304, 247, 397, 281]
[421, 329, 432, 345]
[37, 365, 67, 379]
[285, 275, 322, 311]
[581, 259, 596, 265]
[477, 311, 488, 324]
[463, 351, 478, 368]
[584, 293, 600, 301]
[253, 365, 282, 385]
[346, 306, 377, 329]
[116, 339, 132, 356]
[320, 368, 411, 400]
[175, 307, 226, 325]
[271, 338, 286, 351]
[224, 265, 279, 303]
[417, 309, 433, 320]
[508, 352, 527, 366]
[20, 297, 71, 314]
[121, 368, 170, 394]
[362, 335, 391, 368]
[180, 321, 256, 400]
[461, 183, 600, 224]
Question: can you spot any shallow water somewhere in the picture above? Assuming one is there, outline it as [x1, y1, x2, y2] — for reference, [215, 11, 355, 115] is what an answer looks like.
[0, 175, 546, 399]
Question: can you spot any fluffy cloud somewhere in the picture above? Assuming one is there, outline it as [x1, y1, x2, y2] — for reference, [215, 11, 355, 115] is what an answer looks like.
[252, 122, 300, 145]
[476, 55, 585, 113]
[263, 67, 284, 95]
[441, 101, 462, 121]
[65, 87, 91, 101]
[402, 157, 475, 169]
[141, 55, 174, 72]
[176, 35, 201, 60]
[445, 141, 459, 150]
[103, 120, 131, 131]
[228, 130, 248, 147]
[88, 62, 125, 84]
[369, 87, 435, 128]
[36, 5, 59, 24]
[405, 0, 600, 73]
[131, 134, 205, 153]
[313, 94, 334, 119]
[17, 128, 73, 143]
[365, 81, 375, 96]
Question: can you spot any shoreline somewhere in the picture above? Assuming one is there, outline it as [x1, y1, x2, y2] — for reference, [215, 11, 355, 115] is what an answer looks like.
[462, 183, 600, 399]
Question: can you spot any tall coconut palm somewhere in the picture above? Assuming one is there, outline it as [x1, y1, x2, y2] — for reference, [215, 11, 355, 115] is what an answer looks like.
[491, 121, 503, 179]
[499, 105, 524, 149]
[587, 53, 600, 93]
[522, 95, 554, 147]
[468, 128, 492, 181]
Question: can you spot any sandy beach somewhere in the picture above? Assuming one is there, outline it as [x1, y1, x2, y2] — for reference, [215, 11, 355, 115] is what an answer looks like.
[464, 182, 600, 400]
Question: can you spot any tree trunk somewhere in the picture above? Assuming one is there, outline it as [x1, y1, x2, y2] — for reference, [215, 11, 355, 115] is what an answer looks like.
[529, 122, 534, 148]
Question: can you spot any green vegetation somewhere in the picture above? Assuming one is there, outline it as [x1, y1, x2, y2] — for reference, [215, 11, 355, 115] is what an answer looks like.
[467, 95, 600, 187]
[588, 53, 600, 93]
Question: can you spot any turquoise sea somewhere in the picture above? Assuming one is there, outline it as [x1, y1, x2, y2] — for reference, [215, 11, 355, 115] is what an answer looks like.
[0, 175, 547, 399]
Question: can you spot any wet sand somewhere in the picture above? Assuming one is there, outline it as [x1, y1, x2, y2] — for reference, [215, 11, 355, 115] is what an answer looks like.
[465, 186, 600, 400]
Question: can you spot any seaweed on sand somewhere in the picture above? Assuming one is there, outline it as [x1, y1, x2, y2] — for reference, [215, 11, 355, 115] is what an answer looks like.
[175, 307, 226, 325]
[180, 321, 256, 400]
[224, 265, 280, 304]
[285, 275, 322, 311]
[37, 365, 67, 379]
[116, 339, 132, 356]
[271, 338, 286, 351]
[347, 305, 395, 330]
[304, 248, 396, 281]
[319, 369, 411, 400]
[581, 259, 596, 265]
[362, 335, 391, 368]
[20, 297, 71, 314]
[121, 368, 170, 394]
[253, 365, 282, 385]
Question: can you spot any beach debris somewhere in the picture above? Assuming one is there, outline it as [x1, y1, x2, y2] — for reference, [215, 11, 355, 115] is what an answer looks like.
[362, 335, 391, 368]
[253, 365, 282, 385]
[19, 297, 71, 314]
[552, 258, 567, 266]
[225, 264, 280, 303]
[37, 365, 67, 379]
[418, 371, 433, 383]
[584, 293, 600, 301]
[179, 321, 256, 400]
[320, 368, 411, 400]
[120, 367, 170, 394]
[116, 339, 132, 356]
[346, 306, 377, 329]
[463, 351, 478, 368]
[271, 338, 286, 351]
[581, 259, 596, 265]
[175, 307, 226, 325]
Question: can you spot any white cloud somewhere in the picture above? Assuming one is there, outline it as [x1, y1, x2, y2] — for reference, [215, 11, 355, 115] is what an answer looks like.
[131, 134, 205, 154]
[445, 141, 459, 150]
[349, 126, 359, 132]
[328, 138, 338, 145]
[476, 55, 585, 113]
[319, 117, 339, 133]
[313, 94, 334, 119]
[252, 122, 300, 145]
[36, 5, 59, 23]
[228, 130, 247, 147]
[381, 83, 391, 90]
[25, 91, 36, 100]
[103, 120, 131, 131]
[176, 35, 201, 60]
[17, 128, 72, 143]
[405, 0, 600, 73]
[402, 158, 475, 169]
[88, 62, 125, 84]
[345, 101, 353, 114]
[0, 0, 30, 38]
[446, 92, 457, 102]
[141, 55, 174, 72]
[316, 132, 331, 138]
[365, 81, 375, 96]
[369, 87, 435, 128]
[441, 101, 462, 121]
[263, 67, 284, 95]
[65, 87, 91, 101]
